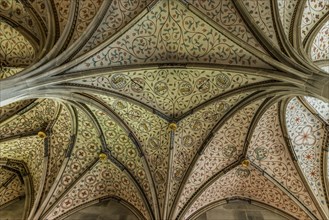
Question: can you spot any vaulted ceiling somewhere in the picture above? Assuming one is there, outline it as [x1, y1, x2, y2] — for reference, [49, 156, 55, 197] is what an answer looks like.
[0, 0, 328, 220]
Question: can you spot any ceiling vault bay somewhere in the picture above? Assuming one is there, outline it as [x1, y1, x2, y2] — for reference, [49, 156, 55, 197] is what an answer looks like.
[0, 0, 328, 220]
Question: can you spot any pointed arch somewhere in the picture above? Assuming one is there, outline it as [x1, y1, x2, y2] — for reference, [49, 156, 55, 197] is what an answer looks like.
[187, 198, 297, 220]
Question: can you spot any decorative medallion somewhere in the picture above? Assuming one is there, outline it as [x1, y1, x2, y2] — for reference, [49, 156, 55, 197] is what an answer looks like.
[110, 74, 128, 89]
[223, 145, 237, 158]
[216, 73, 231, 89]
[254, 147, 268, 160]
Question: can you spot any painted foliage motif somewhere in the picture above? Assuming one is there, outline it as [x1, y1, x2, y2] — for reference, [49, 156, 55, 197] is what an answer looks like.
[0, 169, 14, 187]
[30, 0, 48, 26]
[0, 22, 35, 67]
[0, 0, 41, 40]
[169, 92, 252, 210]
[75, 0, 154, 57]
[311, 20, 329, 62]
[175, 99, 263, 216]
[184, 166, 311, 220]
[71, 69, 268, 117]
[187, 0, 266, 52]
[88, 105, 153, 209]
[248, 103, 321, 218]
[301, 0, 329, 41]
[0, 137, 44, 205]
[277, 0, 298, 37]
[44, 108, 101, 212]
[241, 0, 279, 46]
[71, 0, 269, 71]
[54, 0, 71, 35]
[0, 98, 34, 122]
[304, 96, 329, 124]
[42, 105, 73, 198]
[286, 98, 328, 213]
[44, 160, 149, 220]
[0, 67, 24, 80]
[92, 94, 170, 210]
[0, 99, 57, 139]
[0, 0, 329, 219]
[0, 176, 24, 207]
[67, 0, 104, 47]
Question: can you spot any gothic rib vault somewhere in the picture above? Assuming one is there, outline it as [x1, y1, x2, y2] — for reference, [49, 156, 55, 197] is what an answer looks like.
[0, 0, 328, 219]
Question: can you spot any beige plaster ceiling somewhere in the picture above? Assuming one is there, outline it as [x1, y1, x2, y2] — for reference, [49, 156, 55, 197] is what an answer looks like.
[0, 0, 328, 220]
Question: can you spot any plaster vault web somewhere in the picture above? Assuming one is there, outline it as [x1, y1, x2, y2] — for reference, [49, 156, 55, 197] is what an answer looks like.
[0, 0, 328, 220]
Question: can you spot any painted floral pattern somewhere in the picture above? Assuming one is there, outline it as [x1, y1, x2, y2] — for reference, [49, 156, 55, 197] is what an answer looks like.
[301, 0, 329, 41]
[0, 67, 24, 80]
[277, 0, 298, 37]
[169, 92, 253, 210]
[0, 99, 57, 139]
[0, 0, 41, 40]
[184, 166, 311, 220]
[67, 0, 104, 48]
[248, 103, 321, 218]
[54, 0, 71, 34]
[175, 99, 263, 217]
[44, 160, 149, 219]
[88, 105, 153, 210]
[311, 20, 329, 62]
[71, 69, 268, 117]
[286, 98, 328, 213]
[29, 0, 48, 26]
[294, 125, 316, 145]
[92, 94, 170, 211]
[75, 0, 154, 57]
[0, 22, 35, 67]
[42, 105, 73, 199]
[71, 0, 269, 71]
[44, 108, 101, 212]
[187, 0, 266, 52]
[0, 99, 34, 122]
[0, 176, 24, 207]
[0, 0, 328, 219]
[304, 96, 329, 123]
[241, 0, 279, 46]
[0, 136, 45, 207]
